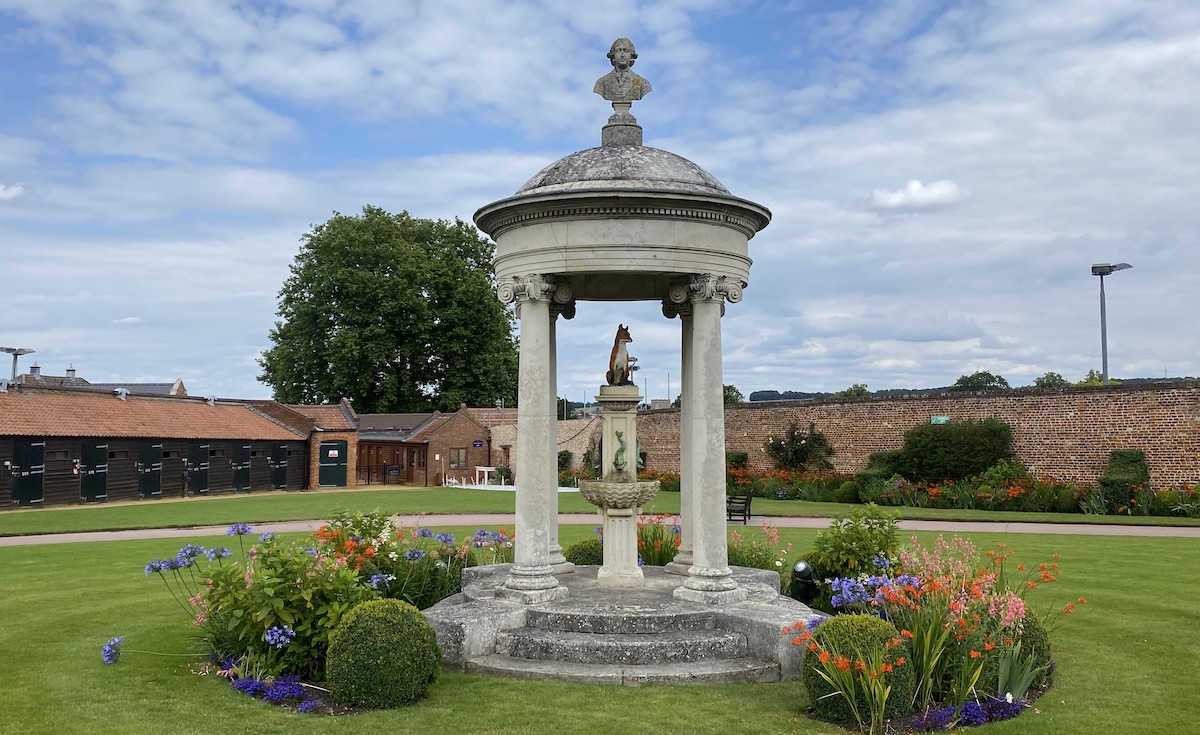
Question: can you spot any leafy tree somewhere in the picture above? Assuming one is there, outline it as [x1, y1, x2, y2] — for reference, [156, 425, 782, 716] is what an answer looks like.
[1032, 371, 1071, 389]
[723, 384, 744, 404]
[836, 383, 870, 398]
[258, 206, 518, 412]
[556, 397, 574, 420]
[1076, 369, 1120, 387]
[947, 371, 1010, 392]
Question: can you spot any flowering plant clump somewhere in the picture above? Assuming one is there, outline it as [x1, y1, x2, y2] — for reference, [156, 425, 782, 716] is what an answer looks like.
[791, 535, 1086, 730]
[636, 514, 682, 566]
[470, 527, 516, 565]
[728, 519, 793, 573]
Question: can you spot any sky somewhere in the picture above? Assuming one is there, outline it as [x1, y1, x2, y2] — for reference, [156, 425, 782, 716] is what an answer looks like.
[1, 0, 1197, 405]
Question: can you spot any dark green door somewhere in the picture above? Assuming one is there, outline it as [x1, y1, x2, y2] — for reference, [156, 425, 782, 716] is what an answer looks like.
[80, 442, 108, 503]
[270, 444, 288, 489]
[12, 440, 45, 506]
[233, 444, 252, 492]
[187, 443, 209, 495]
[138, 442, 163, 498]
[318, 440, 347, 487]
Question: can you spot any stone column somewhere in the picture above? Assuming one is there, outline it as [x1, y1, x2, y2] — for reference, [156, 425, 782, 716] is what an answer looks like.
[548, 292, 576, 572]
[494, 274, 568, 603]
[672, 274, 748, 604]
[663, 299, 694, 576]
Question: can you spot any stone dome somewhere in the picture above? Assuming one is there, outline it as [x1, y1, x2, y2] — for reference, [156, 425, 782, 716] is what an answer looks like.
[515, 145, 731, 197]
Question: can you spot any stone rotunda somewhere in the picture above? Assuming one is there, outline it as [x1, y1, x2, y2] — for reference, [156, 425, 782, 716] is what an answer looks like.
[425, 39, 814, 685]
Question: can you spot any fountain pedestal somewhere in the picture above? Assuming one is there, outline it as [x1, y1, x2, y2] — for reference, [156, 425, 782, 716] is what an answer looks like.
[579, 384, 659, 588]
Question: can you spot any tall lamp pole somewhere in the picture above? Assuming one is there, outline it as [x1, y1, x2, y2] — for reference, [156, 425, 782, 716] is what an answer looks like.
[1090, 263, 1132, 386]
[1, 347, 35, 381]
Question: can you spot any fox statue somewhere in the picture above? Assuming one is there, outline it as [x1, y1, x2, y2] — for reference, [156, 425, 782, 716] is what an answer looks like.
[605, 324, 638, 386]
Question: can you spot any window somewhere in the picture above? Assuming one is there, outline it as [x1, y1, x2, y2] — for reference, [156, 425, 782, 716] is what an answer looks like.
[287, 449, 303, 457]
[250, 450, 265, 458]
[163, 450, 182, 459]
[108, 450, 128, 460]
[47, 450, 69, 461]
[449, 448, 468, 469]
[209, 449, 225, 458]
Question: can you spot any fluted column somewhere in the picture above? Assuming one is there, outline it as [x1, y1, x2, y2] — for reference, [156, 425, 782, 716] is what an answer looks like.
[672, 274, 748, 604]
[548, 291, 576, 571]
[662, 299, 694, 576]
[495, 274, 568, 603]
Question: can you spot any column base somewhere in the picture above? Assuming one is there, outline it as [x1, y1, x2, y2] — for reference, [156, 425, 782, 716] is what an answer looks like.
[597, 566, 645, 588]
[495, 584, 570, 605]
[548, 544, 569, 569]
[665, 550, 694, 576]
[673, 585, 749, 605]
[549, 560, 577, 575]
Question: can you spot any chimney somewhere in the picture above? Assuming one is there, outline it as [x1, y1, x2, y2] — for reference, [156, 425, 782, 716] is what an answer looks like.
[29, 363, 41, 377]
[66, 365, 76, 380]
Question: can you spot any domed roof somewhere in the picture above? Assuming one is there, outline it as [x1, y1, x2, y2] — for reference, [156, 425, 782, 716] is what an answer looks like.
[514, 145, 731, 197]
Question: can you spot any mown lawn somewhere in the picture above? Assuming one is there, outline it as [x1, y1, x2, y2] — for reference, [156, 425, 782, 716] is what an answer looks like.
[2, 522, 1196, 735]
[2, 485, 1196, 537]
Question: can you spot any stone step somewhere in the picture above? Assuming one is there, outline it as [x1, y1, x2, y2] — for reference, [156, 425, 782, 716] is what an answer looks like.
[496, 628, 746, 665]
[465, 654, 781, 686]
[525, 605, 717, 634]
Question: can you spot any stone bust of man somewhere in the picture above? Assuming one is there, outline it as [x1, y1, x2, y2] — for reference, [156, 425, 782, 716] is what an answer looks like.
[593, 38, 652, 103]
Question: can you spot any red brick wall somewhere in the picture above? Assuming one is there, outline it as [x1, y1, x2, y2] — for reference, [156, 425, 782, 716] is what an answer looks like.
[428, 413, 490, 486]
[635, 382, 1200, 489]
[306, 430, 358, 489]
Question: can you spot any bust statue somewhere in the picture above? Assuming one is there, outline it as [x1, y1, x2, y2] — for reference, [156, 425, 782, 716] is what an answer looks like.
[593, 38, 652, 103]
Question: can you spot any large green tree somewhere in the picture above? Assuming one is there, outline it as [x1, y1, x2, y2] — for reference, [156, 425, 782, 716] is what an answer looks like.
[948, 370, 1010, 391]
[258, 206, 518, 412]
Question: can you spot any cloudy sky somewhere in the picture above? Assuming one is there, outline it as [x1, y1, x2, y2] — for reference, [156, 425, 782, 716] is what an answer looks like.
[2, 0, 1197, 405]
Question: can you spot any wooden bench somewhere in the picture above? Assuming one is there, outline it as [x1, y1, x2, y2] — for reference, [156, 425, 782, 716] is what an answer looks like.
[726, 493, 752, 524]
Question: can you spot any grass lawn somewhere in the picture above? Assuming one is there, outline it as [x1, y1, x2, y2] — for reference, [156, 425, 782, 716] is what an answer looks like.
[2, 486, 1196, 537]
[2, 521, 1197, 734]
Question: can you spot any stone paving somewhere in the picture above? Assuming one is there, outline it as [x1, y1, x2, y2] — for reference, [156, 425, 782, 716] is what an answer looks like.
[2, 512, 1198, 547]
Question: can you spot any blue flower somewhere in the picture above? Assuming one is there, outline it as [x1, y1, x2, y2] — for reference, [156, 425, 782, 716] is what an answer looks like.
[144, 560, 169, 576]
[263, 675, 305, 703]
[871, 555, 891, 569]
[264, 625, 294, 649]
[670, 524, 682, 533]
[258, 532, 275, 543]
[435, 532, 455, 544]
[205, 547, 232, 561]
[101, 636, 124, 664]
[404, 549, 426, 561]
[416, 528, 435, 538]
[177, 543, 205, 560]
[805, 615, 827, 631]
[232, 676, 268, 697]
[593, 526, 603, 535]
[958, 701, 989, 726]
[369, 573, 394, 588]
[227, 523, 253, 536]
[296, 699, 323, 714]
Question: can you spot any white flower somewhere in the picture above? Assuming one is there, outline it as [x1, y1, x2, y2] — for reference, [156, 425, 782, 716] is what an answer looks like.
[1005, 693, 1014, 703]
[775, 560, 783, 567]
[388, 552, 398, 561]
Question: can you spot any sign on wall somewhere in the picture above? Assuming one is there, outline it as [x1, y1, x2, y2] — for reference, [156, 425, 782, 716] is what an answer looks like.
[930, 416, 950, 424]
[473, 440, 484, 447]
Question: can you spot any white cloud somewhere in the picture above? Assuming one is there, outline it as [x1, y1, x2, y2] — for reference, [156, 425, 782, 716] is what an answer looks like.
[0, 184, 24, 200]
[868, 179, 971, 210]
[112, 317, 142, 324]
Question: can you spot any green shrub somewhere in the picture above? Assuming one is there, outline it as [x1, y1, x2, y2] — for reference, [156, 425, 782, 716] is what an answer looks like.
[200, 535, 375, 680]
[563, 538, 604, 565]
[896, 418, 1013, 482]
[326, 599, 441, 708]
[726, 450, 749, 469]
[1053, 483, 1081, 513]
[808, 505, 900, 585]
[1020, 613, 1052, 687]
[978, 459, 1029, 487]
[802, 614, 915, 724]
[765, 422, 834, 471]
[557, 450, 573, 472]
[833, 481, 859, 504]
[1099, 449, 1150, 512]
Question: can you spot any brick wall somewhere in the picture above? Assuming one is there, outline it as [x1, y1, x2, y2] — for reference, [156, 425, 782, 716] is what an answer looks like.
[306, 430, 358, 489]
[633, 382, 1199, 489]
[428, 413, 491, 485]
[489, 417, 603, 478]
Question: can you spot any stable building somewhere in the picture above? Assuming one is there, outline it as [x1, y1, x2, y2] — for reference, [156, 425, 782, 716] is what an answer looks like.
[0, 385, 354, 508]
[357, 406, 490, 487]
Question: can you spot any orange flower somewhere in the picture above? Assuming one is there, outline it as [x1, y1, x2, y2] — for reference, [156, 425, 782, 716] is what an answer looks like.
[808, 642, 819, 653]
[1016, 564, 1026, 571]
[834, 655, 850, 671]
[880, 663, 893, 674]
[1078, 596, 1088, 604]
[895, 657, 906, 666]
[901, 629, 914, 639]
[854, 659, 867, 671]
[819, 650, 831, 664]
[969, 650, 981, 659]
[985, 642, 995, 651]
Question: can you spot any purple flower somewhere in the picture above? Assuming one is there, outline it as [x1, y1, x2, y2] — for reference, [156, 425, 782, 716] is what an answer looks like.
[227, 523, 253, 536]
[232, 676, 268, 697]
[871, 555, 891, 569]
[297, 699, 323, 714]
[805, 615, 827, 631]
[369, 573, 394, 588]
[417, 528, 435, 538]
[264, 625, 294, 649]
[177, 543, 205, 560]
[435, 532, 455, 544]
[144, 559, 170, 576]
[404, 549, 426, 561]
[958, 701, 989, 726]
[258, 532, 275, 543]
[205, 547, 232, 561]
[915, 706, 955, 732]
[263, 675, 305, 703]
[101, 636, 124, 664]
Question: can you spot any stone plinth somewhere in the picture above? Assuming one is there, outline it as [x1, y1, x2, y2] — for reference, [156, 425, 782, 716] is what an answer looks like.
[580, 479, 660, 588]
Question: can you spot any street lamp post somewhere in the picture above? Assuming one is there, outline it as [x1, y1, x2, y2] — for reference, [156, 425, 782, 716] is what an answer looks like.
[1, 347, 35, 381]
[1090, 263, 1132, 386]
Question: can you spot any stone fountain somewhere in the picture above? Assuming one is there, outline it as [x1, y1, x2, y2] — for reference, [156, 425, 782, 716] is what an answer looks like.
[579, 327, 661, 587]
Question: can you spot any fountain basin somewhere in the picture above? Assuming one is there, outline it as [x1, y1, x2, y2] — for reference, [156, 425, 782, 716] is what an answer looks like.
[579, 480, 660, 509]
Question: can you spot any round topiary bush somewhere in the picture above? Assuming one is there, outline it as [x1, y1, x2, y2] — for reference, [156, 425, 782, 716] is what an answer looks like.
[564, 538, 604, 565]
[1020, 613, 1052, 686]
[326, 599, 441, 708]
[802, 614, 915, 724]
[834, 481, 859, 504]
